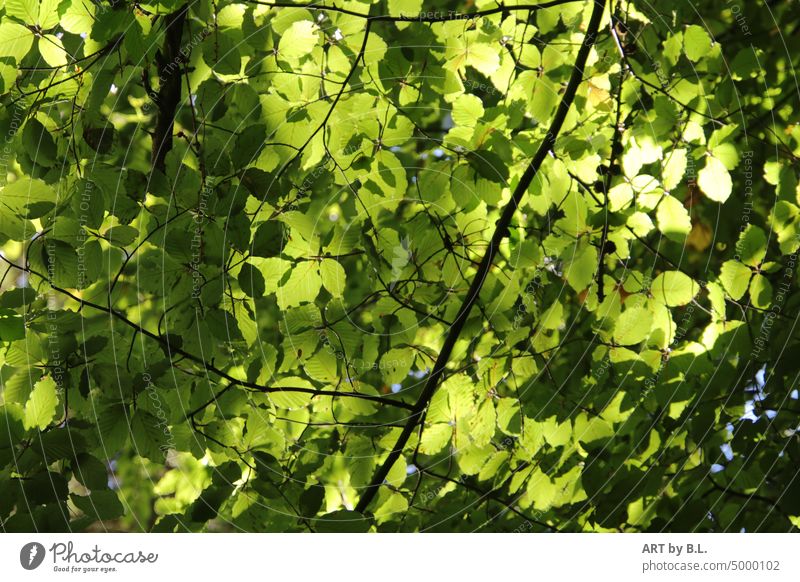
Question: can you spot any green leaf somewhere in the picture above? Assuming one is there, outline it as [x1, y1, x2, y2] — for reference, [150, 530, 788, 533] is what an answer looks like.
[697, 155, 732, 203]
[60, 0, 96, 34]
[41, 239, 80, 288]
[749, 274, 772, 309]
[15, 471, 68, 506]
[83, 126, 116, 154]
[4, 0, 38, 24]
[0, 205, 35, 241]
[202, 32, 241, 75]
[277, 261, 322, 308]
[104, 225, 138, 246]
[216, 4, 246, 28]
[96, 403, 130, 459]
[72, 490, 124, 521]
[6, 0, 59, 28]
[238, 262, 266, 298]
[320, 259, 346, 297]
[299, 484, 325, 518]
[232, 125, 266, 169]
[381, 347, 414, 384]
[468, 150, 509, 183]
[189, 485, 232, 522]
[656, 194, 691, 240]
[130, 411, 168, 461]
[563, 242, 598, 292]
[38, 34, 68, 67]
[23, 118, 57, 166]
[303, 348, 337, 383]
[719, 260, 751, 301]
[24, 377, 58, 431]
[539, 301, 563, 330]
[385, 455, 407, 487]
[614, 306, 653, 345]
[252, 451, 283, 480]
[72, 453, 109, 491]
[279, 20, 320, 61]
[268, 378, 314, 410]
[1, 177, 58, 218]
[661, 148, 687, 191]
[466, 43, 500, 76]
[736, 224, 768, 267]
[0, 21, 33, 63]
[451, 94, 484, 128]
[0, 307, 25, 341]
[419, 423, 453, 455]
[387, 0, 422, 18]
[251, 221, 286, 258]
[651, 271, 698, 307]
[683, 25, 713, 62]
[730, 47, 761, 80]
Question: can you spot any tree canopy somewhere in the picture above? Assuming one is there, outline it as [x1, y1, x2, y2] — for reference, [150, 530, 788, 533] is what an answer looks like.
[0, 0, 799, 532]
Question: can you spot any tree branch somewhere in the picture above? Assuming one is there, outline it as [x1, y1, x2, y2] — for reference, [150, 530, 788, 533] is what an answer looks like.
[418, 467, 555, 531]
[152, 5, 189, 173]
[247, 0, 583, 22]
[354, 0, 608, 515]
[0, 254, 415, 412]
[595, 10, 628, 302]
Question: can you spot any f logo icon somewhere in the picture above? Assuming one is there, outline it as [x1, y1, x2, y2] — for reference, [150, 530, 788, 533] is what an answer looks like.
[20, 542, 46, 570]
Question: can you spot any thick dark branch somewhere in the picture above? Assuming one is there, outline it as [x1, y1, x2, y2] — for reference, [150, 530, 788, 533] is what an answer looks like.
[248, 0, 583, 22]
[595, 12, 628, 302]
[152, 5, 189, 172]
[354, 0, 607, 515]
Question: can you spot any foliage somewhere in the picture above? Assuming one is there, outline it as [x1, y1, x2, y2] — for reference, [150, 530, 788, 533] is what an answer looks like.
[0, 0, 799, 533]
